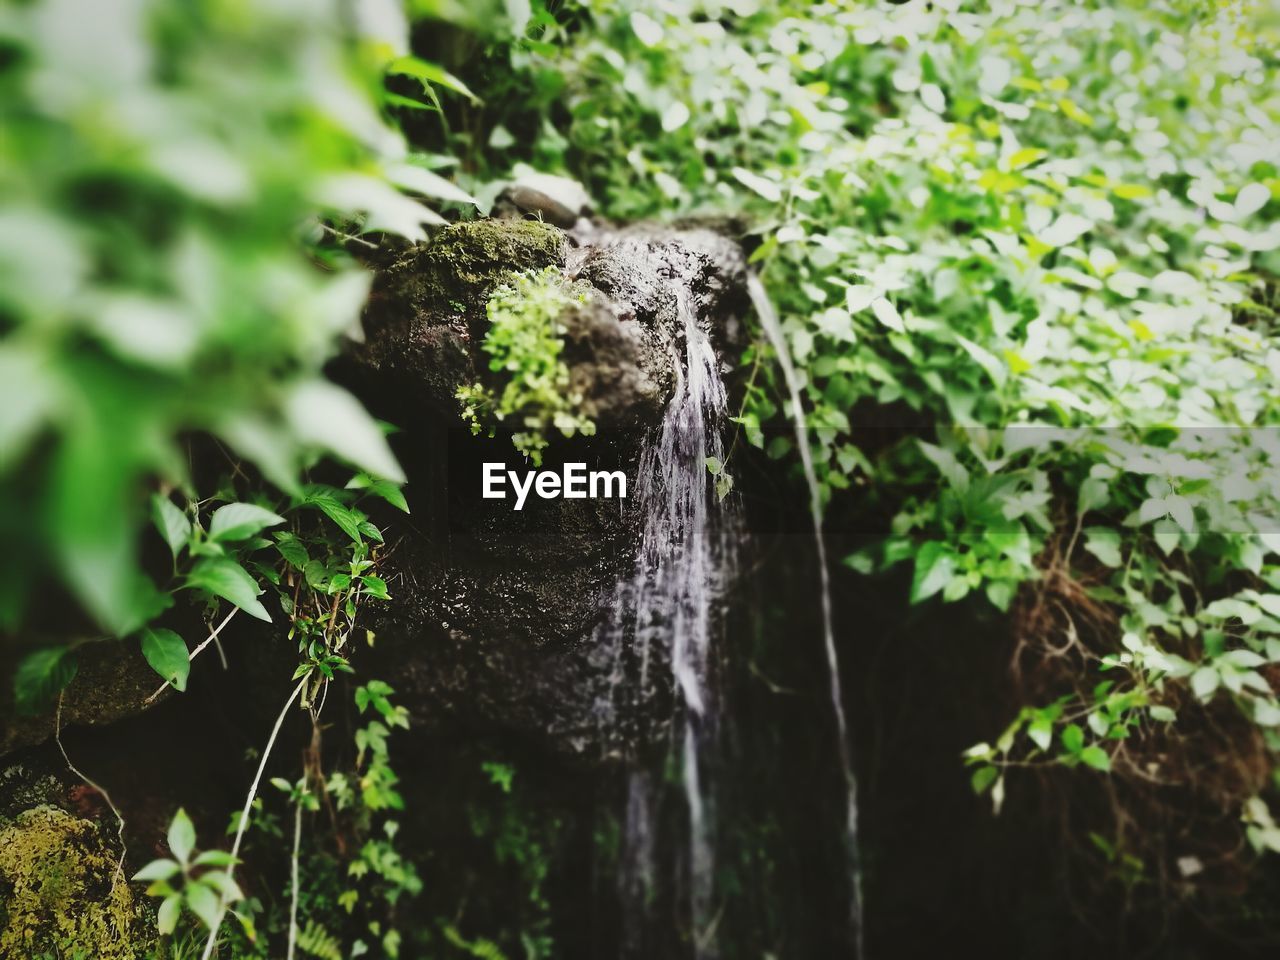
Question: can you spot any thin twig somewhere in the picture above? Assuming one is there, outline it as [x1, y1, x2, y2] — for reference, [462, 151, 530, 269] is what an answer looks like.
[145, 608, 239, 704]
[200, 677, 306, 960]
[56, 693, 128, 885]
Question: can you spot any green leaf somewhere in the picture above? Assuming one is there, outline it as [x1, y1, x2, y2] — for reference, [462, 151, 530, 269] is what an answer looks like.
[13, 646, 78, 715]
[1080, 746, 1111, 772]
[151, 495, 191, 558]
[1191, 665, 1220, 699]
[193, 850, 237, 868]
[1028, 718, 1053, 751]
[715, 471, 734, 501]
[704, 456, 722, 476]
[386, 56, 480, 103]
[1083, 527, 1122, 567]
[1077, 477, 1109, 515]
[157, 895, 182, 935]
[1061, 723, 1085, 754]
[285, 380, 404, 484]
[304, 493, 364, 543]
[209, 503, 286, 542]
[186, 558, 271, 622]
[910, 542, 955, 604]
[141, 628, 190, 692]
[168, 808, 196, 865]
[199, 869, 244, 902]
[347, 474, 410, 513]
[274, 533, 310, 570]
[970, 765, 998, 794]
[132, 858, 180, 883]
[185, 881, 222, 929]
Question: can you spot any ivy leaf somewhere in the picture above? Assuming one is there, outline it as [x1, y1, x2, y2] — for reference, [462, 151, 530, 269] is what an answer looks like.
[140, 628, 190, 692]
[209, 503, 286, 542]
[186, 558, 271, 622]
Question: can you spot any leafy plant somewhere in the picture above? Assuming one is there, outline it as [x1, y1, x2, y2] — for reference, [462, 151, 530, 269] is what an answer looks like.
[134, 809, 248, 940]
[457, 266, 596, 464]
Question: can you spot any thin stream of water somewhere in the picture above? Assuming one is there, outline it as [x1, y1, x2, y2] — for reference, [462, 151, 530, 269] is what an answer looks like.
[747, 273, 864, 958]
[593, 280, 735, 958]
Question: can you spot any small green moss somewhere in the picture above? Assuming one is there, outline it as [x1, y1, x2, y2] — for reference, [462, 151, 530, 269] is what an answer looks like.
[416, 219, 567, 318]
[0, 805, 151, 959]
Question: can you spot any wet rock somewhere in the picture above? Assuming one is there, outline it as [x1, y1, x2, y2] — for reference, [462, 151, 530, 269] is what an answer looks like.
[339, 217, 750, 763]
[0, 642, 159, 759]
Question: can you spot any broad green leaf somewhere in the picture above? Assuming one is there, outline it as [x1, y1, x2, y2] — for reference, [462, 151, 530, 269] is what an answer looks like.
[285, 380, 404, 484]
[209, 502, 286, 542]
[1080, 746, 1111, 772]
[186, 558, 271, 622]
[141, 628, 190, 692]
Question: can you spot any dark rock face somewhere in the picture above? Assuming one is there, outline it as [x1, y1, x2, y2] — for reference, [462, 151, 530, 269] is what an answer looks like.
[337, 218, 749, 763]
[0, 642, 160, 758]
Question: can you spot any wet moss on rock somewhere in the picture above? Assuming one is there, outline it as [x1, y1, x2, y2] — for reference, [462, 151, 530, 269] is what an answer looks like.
[0, 805, 151, 959]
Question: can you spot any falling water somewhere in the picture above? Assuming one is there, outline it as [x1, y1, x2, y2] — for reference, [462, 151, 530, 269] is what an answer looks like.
[593, 281, 735, 959]
[747, 273, 864, 957]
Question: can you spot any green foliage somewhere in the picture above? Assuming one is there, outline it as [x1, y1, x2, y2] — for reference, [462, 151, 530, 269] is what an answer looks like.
[456, 266, 596, 465]
[459, 0, 1280, 849]
[0, 0, 461, 638]
[134, 809, 248, 939]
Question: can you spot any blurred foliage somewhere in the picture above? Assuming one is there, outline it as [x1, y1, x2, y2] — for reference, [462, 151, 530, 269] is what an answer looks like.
[0, 0, 469, 639]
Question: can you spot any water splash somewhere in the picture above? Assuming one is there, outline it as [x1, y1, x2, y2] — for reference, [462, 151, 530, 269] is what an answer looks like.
[747, 272, 864, 957]
[593, 282, 735, 958]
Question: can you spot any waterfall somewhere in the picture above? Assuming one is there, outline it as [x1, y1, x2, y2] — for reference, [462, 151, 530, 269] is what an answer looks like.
[747, 273, 864, 958]
[593, 281, 736, 958]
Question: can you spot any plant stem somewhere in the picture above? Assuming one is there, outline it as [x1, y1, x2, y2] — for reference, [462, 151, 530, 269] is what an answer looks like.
[145, 608, 239, 704]
[286, 794, 304, 960]
[200, 676, 306, 960]
[56, 693, 128, 885]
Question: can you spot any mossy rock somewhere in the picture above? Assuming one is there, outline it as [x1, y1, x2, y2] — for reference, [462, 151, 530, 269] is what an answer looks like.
[0, 805, 152, 958]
